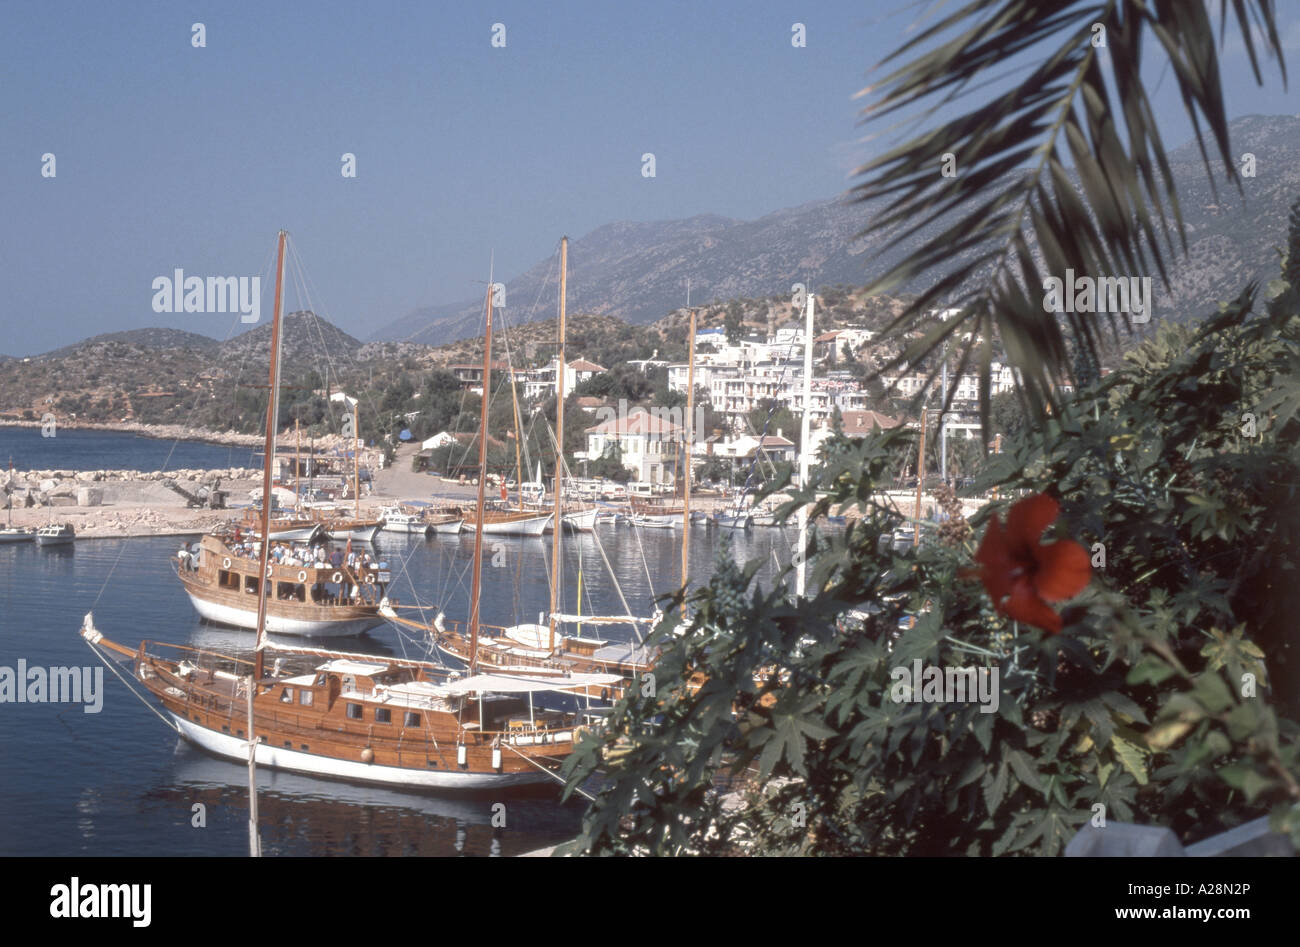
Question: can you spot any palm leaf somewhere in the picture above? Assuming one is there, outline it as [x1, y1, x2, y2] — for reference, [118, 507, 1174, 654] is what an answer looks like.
[851, 0, 1286, 436]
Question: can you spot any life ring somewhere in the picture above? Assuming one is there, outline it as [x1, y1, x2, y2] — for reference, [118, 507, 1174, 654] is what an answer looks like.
[222, 557, 231, 569]
[331, 571, 343, 583]
[297, 570, 308, 582]
[364, 573, 375, 584]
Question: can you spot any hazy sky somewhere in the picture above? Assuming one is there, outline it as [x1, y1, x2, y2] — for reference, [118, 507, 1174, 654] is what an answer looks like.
[3, 0, 1297, 355]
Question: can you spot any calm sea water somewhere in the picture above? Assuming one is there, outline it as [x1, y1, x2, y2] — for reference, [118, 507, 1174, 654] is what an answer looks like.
[0, 426, 258, 472]
[0, 519, 798, 856]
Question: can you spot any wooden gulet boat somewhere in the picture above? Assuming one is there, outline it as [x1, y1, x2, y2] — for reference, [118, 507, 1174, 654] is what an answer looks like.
[176, 532, 388, 637]
[80, 233, 608, 792]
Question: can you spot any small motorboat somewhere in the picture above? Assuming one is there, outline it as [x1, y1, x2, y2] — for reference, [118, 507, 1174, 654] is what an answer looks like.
[36, 523, 76, 546]
[0, 526, 35, 544]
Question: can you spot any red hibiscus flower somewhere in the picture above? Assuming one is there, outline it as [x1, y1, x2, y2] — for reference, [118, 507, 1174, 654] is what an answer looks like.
[970, 492, 1091, 634]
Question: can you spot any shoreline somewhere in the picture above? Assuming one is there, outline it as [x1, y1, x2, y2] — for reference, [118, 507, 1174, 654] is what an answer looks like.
[0, 419, 265, 449]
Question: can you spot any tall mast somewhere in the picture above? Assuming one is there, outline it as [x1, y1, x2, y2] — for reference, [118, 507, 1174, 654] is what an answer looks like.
[254, 230, 287, 679]
[681, 307, 695, 588]
[796, 291, 813, 598]
[509, 365, 525, 509]
[468, 280, 495, 675]
[548, 237, 568, 652]
[294, 417, 301, 509]
[352, 401, 360, 519]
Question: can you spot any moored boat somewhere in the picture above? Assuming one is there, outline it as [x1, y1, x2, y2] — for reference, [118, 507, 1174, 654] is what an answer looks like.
[36, 523, 75, 546]
[463, 508, 552, 536]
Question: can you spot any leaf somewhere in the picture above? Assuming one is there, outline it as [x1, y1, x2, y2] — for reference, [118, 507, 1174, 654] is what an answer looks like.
[1145, 719, 1194, 752]
[1218, 765, 1277, 803]
[1111, 734, 1148, 786]
[1006, 748, 1045, 795]
[984, 760, 1010, 816]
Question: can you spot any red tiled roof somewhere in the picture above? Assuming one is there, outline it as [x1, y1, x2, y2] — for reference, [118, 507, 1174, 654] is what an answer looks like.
[584, 408, 684, 436]
[841, 410, 901, 433]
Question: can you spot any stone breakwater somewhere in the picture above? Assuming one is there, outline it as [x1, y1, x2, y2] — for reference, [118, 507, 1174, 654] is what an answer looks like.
[4, 468, 261, 509]
[2, 467, 267, 538]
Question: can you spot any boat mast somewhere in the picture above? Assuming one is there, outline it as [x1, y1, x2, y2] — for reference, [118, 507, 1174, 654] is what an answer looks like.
[352, 400, 361, 519]
[796, 291, 813, 598]
[681, 307, 695, 588]
[468, 280, 495, 675]
[548, 236, 568, 652]
[254, 230, 288, 678]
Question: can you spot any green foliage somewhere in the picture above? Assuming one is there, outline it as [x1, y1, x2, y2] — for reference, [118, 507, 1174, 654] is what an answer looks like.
[562, 287, 1300, 855]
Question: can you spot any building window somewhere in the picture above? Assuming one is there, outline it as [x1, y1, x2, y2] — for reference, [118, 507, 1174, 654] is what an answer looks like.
[375, 708, 391, 724]
[346, 702, 363, 720]
[404, 711, 421, 727]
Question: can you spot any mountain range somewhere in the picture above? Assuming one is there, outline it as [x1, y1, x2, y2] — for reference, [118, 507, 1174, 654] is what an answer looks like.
[371, 113, 1300, 347]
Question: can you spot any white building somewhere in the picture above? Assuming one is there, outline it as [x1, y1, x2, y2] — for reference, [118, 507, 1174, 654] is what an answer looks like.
[584, 406, 687, 485]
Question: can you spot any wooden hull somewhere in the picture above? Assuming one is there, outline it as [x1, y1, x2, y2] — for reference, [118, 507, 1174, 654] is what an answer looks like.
[182, 584, 385, 637]
[79, 622, 582, 789]
[251, 524, 320, 542]
[324, 522, 382, 542]
[177, 534, 387, 638]
[464, 511, 552, 536]
[561, 508, 598, 532]
[630, 514, 680, 529]
[170, 713, 555, 789]
[428, 517, 464, 535]
[381, 518, 428, 535]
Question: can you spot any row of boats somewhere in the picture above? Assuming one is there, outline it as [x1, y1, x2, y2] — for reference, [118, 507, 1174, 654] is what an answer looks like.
[0, 522, 76, 545]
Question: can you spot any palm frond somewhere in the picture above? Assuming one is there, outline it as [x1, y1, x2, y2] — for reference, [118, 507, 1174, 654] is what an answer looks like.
[852, 0, 1286, 436]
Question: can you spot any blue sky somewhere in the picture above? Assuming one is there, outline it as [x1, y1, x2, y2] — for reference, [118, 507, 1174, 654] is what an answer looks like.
[2, 0, 1296, 355]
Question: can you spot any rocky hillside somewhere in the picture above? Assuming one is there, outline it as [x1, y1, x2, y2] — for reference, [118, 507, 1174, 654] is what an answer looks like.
[371, 114, 1300, 347]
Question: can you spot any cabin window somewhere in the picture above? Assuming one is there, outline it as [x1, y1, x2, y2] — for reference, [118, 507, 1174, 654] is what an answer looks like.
[277, 582, 306, 602]
[301, 744, 309, 751]
[280, 687, 293, 703]
[217, 569, 240, 590]
[375, 708, 391, 724]
[427, 760, 438, 768]
[236, 729, 244, 737]
[404, 712, 421, 727]
[283, 740, 292, 748]
[221, 725, 230, 733]
[244, 576, 260, 596]
[346, 702, 363, 720]
[300, 690, 314, 706]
